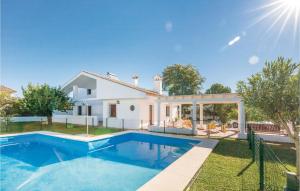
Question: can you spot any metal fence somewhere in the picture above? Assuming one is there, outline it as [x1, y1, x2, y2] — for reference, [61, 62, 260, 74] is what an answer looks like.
[247, 128, 290, 190]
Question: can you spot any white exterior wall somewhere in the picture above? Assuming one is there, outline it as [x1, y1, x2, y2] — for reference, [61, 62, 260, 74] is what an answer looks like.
[138, 97, 157, 128]
[103, 99, 142, 129]
[76, 88, 96, 100]
[102, 96, 157, 129]
[158, 103, 179, 124]
[64, 73, 157, 127]
[96, 78, 146, 99]
[73, 101, 103, 120]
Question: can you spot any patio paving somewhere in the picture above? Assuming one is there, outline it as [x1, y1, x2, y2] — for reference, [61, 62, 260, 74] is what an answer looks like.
[197, 127, 240, 138]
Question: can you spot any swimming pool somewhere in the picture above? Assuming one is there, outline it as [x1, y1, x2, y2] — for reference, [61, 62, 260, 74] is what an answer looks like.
[0, 132, 200, 191]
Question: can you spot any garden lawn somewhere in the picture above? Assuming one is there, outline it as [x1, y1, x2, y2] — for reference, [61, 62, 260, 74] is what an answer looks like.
[0, 122, 121, 135]
[188, 138, 296, 191]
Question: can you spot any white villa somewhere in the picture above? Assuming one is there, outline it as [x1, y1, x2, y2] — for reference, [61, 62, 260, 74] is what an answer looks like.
[54, 71, 246, 136]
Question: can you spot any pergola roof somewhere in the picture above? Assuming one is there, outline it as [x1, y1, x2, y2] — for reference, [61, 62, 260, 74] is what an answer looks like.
[158, 93, 242, 104]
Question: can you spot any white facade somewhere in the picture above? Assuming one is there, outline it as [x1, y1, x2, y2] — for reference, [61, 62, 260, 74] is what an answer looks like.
[61, 71, 160, 130]
[59, 71, 246, 136]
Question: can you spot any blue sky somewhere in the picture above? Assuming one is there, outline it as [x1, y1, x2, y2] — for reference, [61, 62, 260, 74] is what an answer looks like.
[1, 0, 299, 96]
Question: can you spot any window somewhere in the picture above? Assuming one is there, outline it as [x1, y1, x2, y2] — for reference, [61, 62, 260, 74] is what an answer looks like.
[78, 106, 82, 115]
[88, 106, 92, 116]
[109, 104, 117, 117]
[166, 105, 170, 117]
[87, 89, 92, 95]
[130, 105, 135, 111]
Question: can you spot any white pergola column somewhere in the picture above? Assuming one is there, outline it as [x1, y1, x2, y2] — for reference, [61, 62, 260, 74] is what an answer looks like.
[199, 103, 204, 129]
[238, 101, 246, 135]
[192, 100, 197, 135]
[169, 103, 173, 121]
[157, 101, 161, 127]
[179, 104, 182, 119]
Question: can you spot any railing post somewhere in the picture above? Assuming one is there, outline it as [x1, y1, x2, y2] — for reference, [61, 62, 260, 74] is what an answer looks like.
[92, 118, 94, 127]
[40, 117, 43, 130]
[86, 116, 87, 126]
[122, 119, 124, 131]
[163, 120, 166, 133]
[106, 118, 108, 128]
[251, 131, 255, 161]
[66, 118, 68, 128]
[248, 127, 252, 149]
[259, 138, 265, 191]
[141, 120, 143, 130]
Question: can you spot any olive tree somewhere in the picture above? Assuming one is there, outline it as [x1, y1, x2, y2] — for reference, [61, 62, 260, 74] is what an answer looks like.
[237, 57, 300, 179]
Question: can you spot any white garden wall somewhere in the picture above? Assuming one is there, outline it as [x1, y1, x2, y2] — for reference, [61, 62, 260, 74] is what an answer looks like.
[52, 115, 99, 126]
[104, 118, 142, 129]
[148, 126, 193, 135]
[0, 115, 99, 126]
[256, 133, 294, 143]
[0, 116, 47, 122]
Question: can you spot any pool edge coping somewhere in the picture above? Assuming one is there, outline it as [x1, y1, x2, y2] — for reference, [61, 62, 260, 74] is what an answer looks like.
[137, 135, 218, 191]
[0, 130, 208, 143]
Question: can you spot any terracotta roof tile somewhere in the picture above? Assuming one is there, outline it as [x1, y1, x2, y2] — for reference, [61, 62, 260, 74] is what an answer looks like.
[0, 85, 16, 94]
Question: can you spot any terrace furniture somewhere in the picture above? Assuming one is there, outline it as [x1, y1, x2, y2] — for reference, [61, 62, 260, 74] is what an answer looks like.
[208, 123, 216, 130]
[221, 124, 227, 133]
[207, 123, 220, 134]
[182, 119, 192, 128]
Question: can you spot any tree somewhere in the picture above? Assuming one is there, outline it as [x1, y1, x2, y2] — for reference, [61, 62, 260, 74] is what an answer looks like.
[0, 92, 20, 129]
[0, 92, 19, 117]
[162, 64, 205, 95]
[205, 83, 236, 123]
[22, 84, 73, 124]
[237, 57, 300, 180]
[205, 83, 231, 94]
[245, 106, 267, 122]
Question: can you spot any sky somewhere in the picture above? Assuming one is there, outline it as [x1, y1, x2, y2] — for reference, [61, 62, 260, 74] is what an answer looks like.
[1, 0, 300, 96]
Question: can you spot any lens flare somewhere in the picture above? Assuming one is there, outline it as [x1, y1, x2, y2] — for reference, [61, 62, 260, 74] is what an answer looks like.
[250, 0, 300, 49]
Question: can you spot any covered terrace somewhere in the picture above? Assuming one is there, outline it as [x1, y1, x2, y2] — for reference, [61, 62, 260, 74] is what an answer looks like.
[150, 93, 245, 137]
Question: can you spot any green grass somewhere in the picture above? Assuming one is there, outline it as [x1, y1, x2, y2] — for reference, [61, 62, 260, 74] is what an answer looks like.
[188, 139, 296, 191]
[0, 122, 121, 135]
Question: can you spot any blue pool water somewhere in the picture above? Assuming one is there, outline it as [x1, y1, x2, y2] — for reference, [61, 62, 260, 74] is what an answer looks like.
[0, 133, 200, 191]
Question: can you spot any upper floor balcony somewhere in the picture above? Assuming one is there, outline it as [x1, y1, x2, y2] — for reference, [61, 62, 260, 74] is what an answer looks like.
[74, 87, 97, 100]
[62, 73, 98, 101]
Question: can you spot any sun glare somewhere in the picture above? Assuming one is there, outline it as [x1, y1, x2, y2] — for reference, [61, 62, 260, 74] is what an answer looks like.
[251, 0, 300, 46]
[284, 0, 300, 9]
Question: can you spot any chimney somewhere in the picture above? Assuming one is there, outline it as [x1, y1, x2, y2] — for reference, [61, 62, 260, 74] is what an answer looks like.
[153, 74, 163, 94]
[132, 75, 139, 86]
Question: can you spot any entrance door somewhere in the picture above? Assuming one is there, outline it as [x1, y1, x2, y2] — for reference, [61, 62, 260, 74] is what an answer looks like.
[149, 105, 153, 125]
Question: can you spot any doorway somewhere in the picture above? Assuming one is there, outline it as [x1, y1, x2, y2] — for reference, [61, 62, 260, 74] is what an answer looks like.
[149, 105, 153, 125]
